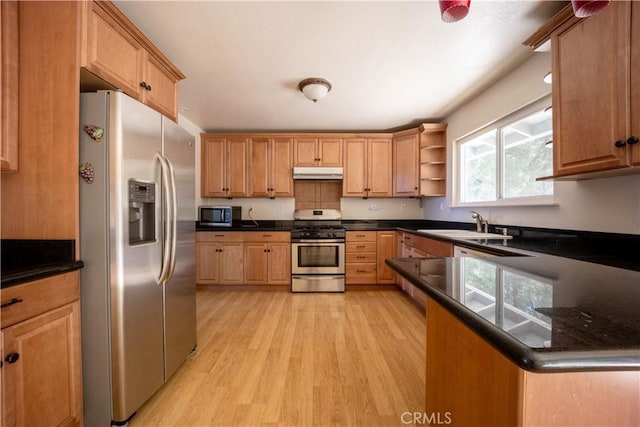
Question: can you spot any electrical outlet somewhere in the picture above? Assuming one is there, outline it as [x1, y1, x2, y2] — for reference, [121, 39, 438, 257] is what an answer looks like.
[400, 203, 406, 211]
[278, 204, 283, 212]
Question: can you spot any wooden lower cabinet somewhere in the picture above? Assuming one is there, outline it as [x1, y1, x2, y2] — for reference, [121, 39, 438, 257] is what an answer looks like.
[426, 298, 639, 426]
[395, 232, 451, 308]
[345, 231, 377, 284]
[244, 232, 290, 285]
[196, 232, 244, 285]
[376, 231, 396, 284]
[1, 272, 82, 427]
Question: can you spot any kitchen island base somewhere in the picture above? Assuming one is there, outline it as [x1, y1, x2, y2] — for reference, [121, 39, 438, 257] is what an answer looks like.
[426, 298, 640, 427]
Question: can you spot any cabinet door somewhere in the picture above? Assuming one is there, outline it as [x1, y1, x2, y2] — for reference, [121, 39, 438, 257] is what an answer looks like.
[244, 243, 268, 284]
[220, 243, 244, 284]
[201, 137, 226, 197]
[248, 137, 270, 197]
[293, 138, 318, 166]
[552, 1, 630, 175]
[631, 2, 640, 166]
[227, 138, 248, 197]
[2, 302, 82, 427]
[85, 3, 144, 101]
[343, 138, 367, 197]
[142, 54, 178, 122]
[271, 138, 294, 197]
[318, 138, 343, 167]
[367, 139, 393, 197]
[377, 231, 397, 284]
[268, 243, 291, 285]
[1, 1, 19, 172]
[393, 134, 419, 197]
[196, 242, 221, 284]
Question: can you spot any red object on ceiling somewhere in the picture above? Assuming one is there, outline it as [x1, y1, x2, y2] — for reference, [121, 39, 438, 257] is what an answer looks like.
[439, 0, 471, 23]
[571, 0, 611, 18]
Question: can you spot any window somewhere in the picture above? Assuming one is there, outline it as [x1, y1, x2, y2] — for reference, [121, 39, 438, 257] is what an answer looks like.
[456, 97, 553, 205]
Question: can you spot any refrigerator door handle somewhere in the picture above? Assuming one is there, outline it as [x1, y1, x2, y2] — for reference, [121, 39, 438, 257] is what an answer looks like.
[165, 154, 178, 281]
[156, 152, 172, 284]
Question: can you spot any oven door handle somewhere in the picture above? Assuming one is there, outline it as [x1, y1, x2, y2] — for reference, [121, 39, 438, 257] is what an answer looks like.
[291, 239, 345, 244]
[292, 275, 345, 280]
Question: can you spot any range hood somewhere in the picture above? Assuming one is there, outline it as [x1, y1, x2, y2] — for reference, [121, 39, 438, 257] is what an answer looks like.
[293, 167, 343, 180]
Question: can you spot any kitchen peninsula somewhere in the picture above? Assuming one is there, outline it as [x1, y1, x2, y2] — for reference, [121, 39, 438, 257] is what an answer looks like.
[387, 255, 640, 426]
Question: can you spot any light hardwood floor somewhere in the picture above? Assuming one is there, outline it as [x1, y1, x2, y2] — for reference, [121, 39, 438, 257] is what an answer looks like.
[129, 289, 427, 426]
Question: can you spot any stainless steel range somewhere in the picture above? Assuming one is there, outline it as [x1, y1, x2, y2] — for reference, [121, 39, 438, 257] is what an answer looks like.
[291, 209, 346, 292]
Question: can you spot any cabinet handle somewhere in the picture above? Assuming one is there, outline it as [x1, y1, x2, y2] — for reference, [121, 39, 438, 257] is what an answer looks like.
[139, 81, 148, 90]
[356, 270, 366, 273]
[614, 140, 627, 148]
[628, 136, 639, 145]
[356, 234, 365, 237]
[4, 353, 19, 364]
[146, 84, 152, 91]
[264, 249, 267, 252]
[262, 235, 272, 238]
[356, 245, 365, 248]
[0, 297, 23, 308]
[356, 256, 366, 259]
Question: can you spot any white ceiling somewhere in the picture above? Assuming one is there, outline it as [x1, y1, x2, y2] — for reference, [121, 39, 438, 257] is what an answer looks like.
[114, 1, 566, 133]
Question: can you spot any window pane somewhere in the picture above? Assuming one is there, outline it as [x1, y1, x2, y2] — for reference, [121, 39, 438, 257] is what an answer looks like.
[460, 129, 496, 202]
[502, 110, 553, 198]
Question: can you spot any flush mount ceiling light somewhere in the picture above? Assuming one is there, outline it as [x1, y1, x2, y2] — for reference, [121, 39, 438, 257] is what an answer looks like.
[571, 0, 610, 18]
[439, 0, 471, 23]
[298, 78, 332, 103]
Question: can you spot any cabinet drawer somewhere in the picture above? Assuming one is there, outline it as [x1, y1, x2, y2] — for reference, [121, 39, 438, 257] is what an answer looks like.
[346, 252, 376, 263]
[346, 241, 376, 253]
[1, 271, 80, 328]
[196, 231, 244, 242]
[346, 231, 377, 242]
[243, 231, 290, 243]
[346, 263, 377, 284]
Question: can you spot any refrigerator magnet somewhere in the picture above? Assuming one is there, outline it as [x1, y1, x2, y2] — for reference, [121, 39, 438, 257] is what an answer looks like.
[84, 125, 104, 142]
[79, 162, 95, 184]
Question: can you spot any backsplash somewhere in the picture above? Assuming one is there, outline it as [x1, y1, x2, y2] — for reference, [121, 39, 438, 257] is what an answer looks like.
[294, 181, 341, 210]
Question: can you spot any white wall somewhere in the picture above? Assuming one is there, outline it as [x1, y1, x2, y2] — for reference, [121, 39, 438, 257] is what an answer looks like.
[422, 53, 640, 235]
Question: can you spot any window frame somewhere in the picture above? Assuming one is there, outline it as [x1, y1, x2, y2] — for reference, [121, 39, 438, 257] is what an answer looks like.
[453, 95, 555, 208]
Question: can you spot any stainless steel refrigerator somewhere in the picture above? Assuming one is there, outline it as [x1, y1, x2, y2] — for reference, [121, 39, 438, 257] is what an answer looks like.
[79, 91, 196, 426]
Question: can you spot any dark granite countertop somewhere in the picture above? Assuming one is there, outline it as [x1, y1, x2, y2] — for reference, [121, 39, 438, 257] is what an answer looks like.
[1, 239, 84, 288]
[387, 256, 640, 372]
[196, 219, 639, 272]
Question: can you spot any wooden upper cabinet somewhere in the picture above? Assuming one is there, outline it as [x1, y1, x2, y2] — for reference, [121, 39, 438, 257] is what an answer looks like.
[249, 137, 293, 198]
[343, 138, 392, 198]
[552, 1, 637, 176]
[343, 138, 368, 197]
[248, 137, 270, 197]
[201, 136, 248, 198]
[318, 138, 343, 166]
[271, 137, 294, 197]
[226, 137, 249, 198]
[201, 137, 226, 197]
[293, 138, 318, 166]
[631, 2, 640, 165]
[1, 1, 19, 172]
[82, 1, 184, 121]
[142, 55, 179, 120]
[392, 132, 419, 197]
[293, 137, 342, 167]
[367, 138, 392, 197]
[84, 3, 143, 99]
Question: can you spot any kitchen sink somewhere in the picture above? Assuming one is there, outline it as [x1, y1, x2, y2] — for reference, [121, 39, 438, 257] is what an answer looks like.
[417, 229, 512, 240]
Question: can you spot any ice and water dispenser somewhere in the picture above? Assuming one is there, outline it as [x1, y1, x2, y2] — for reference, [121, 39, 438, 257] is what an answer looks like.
[128, 179, 156, 245]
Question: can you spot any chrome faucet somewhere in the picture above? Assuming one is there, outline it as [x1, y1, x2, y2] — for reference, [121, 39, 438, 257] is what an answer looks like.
[470, 211, 484, 232]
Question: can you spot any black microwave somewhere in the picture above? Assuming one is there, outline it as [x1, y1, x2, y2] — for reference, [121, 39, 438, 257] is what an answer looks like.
[199, 206, 241, 227]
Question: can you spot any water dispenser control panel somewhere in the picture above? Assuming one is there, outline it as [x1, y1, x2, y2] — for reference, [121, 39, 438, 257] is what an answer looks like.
[128, 179, 156, 245]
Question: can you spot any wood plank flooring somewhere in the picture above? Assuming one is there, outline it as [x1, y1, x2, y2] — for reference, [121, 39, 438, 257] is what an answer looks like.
[129, 289, 426, 426]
